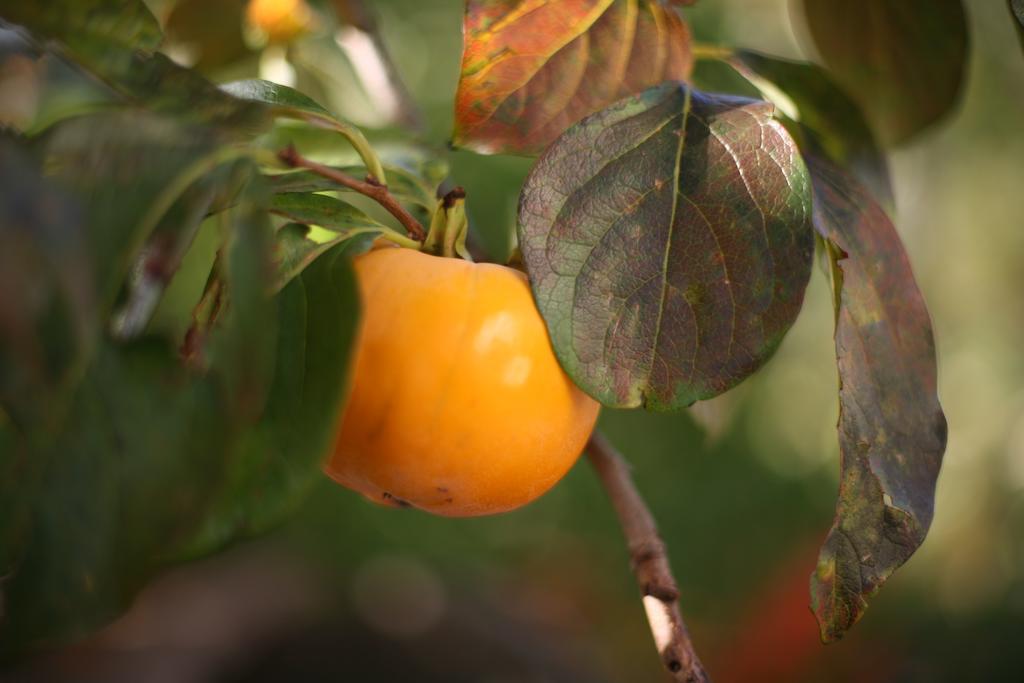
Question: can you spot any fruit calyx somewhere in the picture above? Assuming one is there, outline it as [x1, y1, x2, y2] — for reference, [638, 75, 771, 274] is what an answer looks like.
[422, 187, 472, 260]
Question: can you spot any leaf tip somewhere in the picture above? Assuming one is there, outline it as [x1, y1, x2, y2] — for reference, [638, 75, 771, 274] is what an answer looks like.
[809, 527, 868, 643]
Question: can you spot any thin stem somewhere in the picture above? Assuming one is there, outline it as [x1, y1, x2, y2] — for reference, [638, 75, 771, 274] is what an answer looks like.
[691, 43, 735, 62]
[112, 145, 255, 340]
[296, 111, 387, 184]
[585, 432, 711, 683]
[277, 145, 426, 242]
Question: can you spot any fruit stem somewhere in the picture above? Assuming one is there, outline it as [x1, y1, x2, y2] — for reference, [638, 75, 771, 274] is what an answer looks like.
[277, 145, 427, 242]
[423, 187, 472, 260]
[586, 432, 711, 683]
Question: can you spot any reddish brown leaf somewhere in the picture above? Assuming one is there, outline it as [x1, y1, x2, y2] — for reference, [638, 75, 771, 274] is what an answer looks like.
[518, 83, 814, 409]
[807, 157, 947, 642]
[797, 0, 968, 145]
[454, 0, 694, 155]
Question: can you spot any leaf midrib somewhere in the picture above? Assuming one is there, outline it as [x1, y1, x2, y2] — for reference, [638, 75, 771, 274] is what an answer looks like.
[645, 86, 691, 405]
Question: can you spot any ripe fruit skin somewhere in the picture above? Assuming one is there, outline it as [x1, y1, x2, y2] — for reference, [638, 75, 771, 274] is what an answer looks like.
[245, 0, 312, 43]
[326, 247, 601, 517]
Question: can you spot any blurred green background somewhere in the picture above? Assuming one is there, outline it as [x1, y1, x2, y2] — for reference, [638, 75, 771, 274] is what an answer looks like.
[7, 0, 1024, 681]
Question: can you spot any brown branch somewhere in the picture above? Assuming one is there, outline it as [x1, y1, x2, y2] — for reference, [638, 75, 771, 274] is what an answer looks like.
[277, 146, 426, 242]
[585, 432, 710, 683]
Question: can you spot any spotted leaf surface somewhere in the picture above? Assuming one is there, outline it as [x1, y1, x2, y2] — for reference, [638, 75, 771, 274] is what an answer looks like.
[729, 50, 893, 209]
[808, 157, 947, 642]
[454, 0, 694, 155]
[518, 82, 814, 409]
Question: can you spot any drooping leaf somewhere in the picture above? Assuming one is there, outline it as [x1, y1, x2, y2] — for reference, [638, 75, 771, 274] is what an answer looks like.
[176, 239, 362, 557]
[807, 157, 947, 642]
[797, 0, 968, 145]
[729, 50, 893, 209]
[454, 0, 694, 155]
[518, 82, 814, 409]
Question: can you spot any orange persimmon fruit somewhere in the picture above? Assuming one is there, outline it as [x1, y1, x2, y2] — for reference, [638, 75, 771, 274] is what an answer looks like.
[245, 0, 312, 44]
[325, 247, 601, 517]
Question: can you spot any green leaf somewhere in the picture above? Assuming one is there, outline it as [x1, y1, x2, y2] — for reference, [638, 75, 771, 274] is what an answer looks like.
[807, 157, 947, 642]
[19, 51, 118, 136]
[268, 164, 438, 212]
[175, 239, 362, 557]
[0, 409, 26, 572]
[454, 0, 695, 155]
[270, 192, 388, 235]
[0, 0, 163, 52]
[223, 78, 336, 121]
[0, 142, 94, 601]
[518, 82, 814, 409]
[0, 339, 235, 654]
[271, 223, 375, 291]
[112, 150, 260, 340]
[797, 0, 968, 145]
[81, 50, 268, 131]
[3, 13, 267, 133]
[204, 200, 279, 423]
[222, 79, 384, 181]
[0, 198, 278, 655]
[0, 197, 355, 655]
[40, 112, 231, 315]
[0, 140, 95, 430]
[728, 50, 893, 209]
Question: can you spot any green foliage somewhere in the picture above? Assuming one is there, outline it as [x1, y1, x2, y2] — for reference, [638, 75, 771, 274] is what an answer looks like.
[0, 142, 95, 431]
[518, 82, 814, 410]
[176, 239, 363, 559]
[0, 0, 162, 53]
[223, 78, 385, 181]
[0, 0, 440, 656]
[0, 0, 972, 661]
[269, 164, 439, 214]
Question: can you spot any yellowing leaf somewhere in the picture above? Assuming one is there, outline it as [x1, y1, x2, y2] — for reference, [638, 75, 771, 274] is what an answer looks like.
[454, 0, 694, 155]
